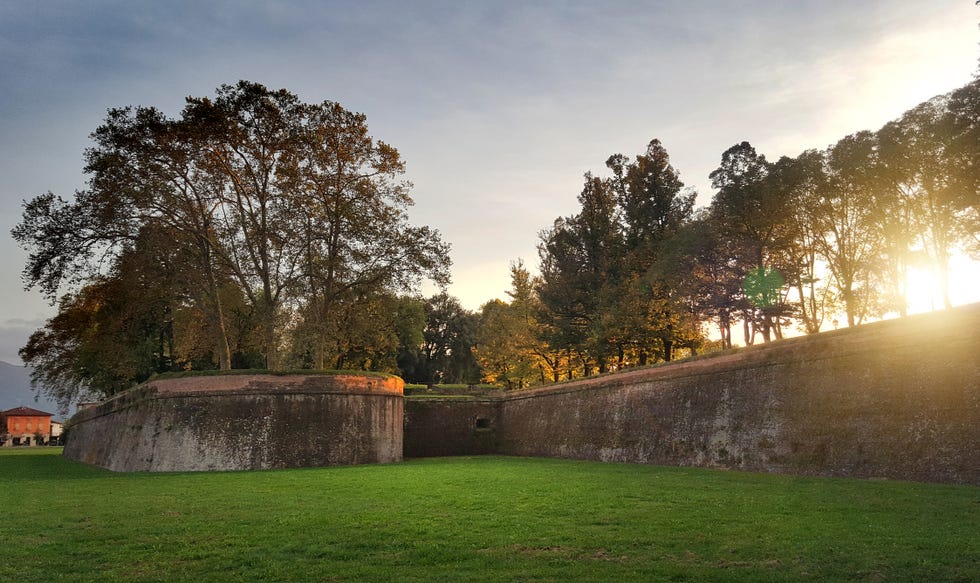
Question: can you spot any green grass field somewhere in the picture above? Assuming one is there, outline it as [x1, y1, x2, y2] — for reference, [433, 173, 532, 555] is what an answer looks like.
[1, 449, 976, 582]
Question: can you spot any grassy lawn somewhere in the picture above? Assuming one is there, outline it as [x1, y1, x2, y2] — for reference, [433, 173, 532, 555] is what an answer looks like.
[1, 449, 977, 582]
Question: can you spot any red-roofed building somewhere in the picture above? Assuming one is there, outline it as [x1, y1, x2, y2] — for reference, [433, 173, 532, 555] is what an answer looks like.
[1, 407, 53, 446]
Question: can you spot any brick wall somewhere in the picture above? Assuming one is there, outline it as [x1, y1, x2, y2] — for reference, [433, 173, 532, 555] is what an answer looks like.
[65, 374, 404, 472]
[405, 304, 980, 485]
[403, 397, 499, 457]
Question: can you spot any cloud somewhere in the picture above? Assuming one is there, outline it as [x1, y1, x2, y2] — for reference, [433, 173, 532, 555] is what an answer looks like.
[0, 317, 45, 365]
[1, 0, 976, 327]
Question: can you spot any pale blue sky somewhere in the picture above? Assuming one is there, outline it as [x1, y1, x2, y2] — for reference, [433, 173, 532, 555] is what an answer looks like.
[0, 1, 977, 363]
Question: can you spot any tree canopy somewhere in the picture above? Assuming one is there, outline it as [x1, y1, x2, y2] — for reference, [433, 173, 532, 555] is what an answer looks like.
[14, 77, 980, 406]
[14, 81, 450, 406]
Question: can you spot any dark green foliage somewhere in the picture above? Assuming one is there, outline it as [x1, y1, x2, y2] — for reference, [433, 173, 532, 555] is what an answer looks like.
[399, 293, 481, 385]
[12, 78, 980, 401]
[538, 139, 700, 374]
[14, 81, 449, 405]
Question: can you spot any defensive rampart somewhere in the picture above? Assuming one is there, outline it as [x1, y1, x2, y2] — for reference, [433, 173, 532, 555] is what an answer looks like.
[65, 373, 403, 472]
[405, 305, 980, 485]
[403, 397, 499, 458]
[66, 306, 979, 482]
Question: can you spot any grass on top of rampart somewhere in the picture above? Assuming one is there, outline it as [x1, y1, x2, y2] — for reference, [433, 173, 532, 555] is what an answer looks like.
[148, 368, 399, 382]
[1, 448, 977, 582]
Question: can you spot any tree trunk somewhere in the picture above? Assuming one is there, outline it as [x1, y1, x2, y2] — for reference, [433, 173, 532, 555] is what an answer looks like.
[843, 289, 856, 327]
[314, 297, 331, 371]
[264, 327, 278, 369]
[719, 312, 732, 349]
[202, 248, 233, 370]
[938, 255, 952, 310]
[260, 298, 279, 370]
[208, 308, 233, 370]
[166, 318, 176, 370]
[898, 256, 909, 318]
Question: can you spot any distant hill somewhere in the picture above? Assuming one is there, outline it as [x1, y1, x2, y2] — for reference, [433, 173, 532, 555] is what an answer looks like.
[0, 361, 70, 419]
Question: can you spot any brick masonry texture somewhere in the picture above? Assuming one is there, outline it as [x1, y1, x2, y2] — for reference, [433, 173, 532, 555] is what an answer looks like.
[405, 304, 980, 485]
[65, 374, 403, 472]
[65, 306, 979, 483]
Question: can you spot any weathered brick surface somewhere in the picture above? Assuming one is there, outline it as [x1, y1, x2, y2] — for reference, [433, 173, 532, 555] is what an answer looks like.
[66, 306, 980, 483]
[403, 398, 499, 457]
[65, 374, 403, 472]
[496, 306, 980, 484]
[405, 305, 980, 485]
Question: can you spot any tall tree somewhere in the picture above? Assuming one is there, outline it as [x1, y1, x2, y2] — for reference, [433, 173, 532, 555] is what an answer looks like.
[15, 106, 239, 369]
[403, 293, 481, 385]
[475, 299, 539, 389]
[537, 173, 622, 375]
[474, 260, 554, 387]
[814, 132, 887, 326]
[181, 82, 309, 369]
[877, 87, 979, 310]
[943, 79, 980, 258]
[877, 120, 931, 315]
[538, 140, 701, 370]
[280, 99, 450, 369]
[14, 81, 449, 399]
[668, 211, 750, 349]
[608, 139, 696, 362]
[769, 151, 838, 333]
[709, 142, 794, 342]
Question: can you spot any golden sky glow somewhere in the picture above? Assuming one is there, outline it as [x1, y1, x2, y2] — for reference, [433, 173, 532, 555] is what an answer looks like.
[0, 2, 977, 361]
[905, 255, 980, 315]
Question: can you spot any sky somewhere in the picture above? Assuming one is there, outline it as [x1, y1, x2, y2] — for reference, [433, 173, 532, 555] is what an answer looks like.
[0, 1, 977, 364]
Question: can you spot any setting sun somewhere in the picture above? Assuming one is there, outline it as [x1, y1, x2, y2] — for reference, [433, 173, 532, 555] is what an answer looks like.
[905, 254, 980, 315]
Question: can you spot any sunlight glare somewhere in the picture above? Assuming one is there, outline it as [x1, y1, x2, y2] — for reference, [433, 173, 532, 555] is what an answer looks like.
[905, 254, 980, 315]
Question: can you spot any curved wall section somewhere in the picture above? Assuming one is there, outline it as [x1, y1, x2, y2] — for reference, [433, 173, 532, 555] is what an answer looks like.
[65, 374, 403, 472]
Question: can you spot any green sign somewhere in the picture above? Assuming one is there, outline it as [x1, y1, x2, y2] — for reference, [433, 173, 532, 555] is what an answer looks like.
[743, 267, 784, 308]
